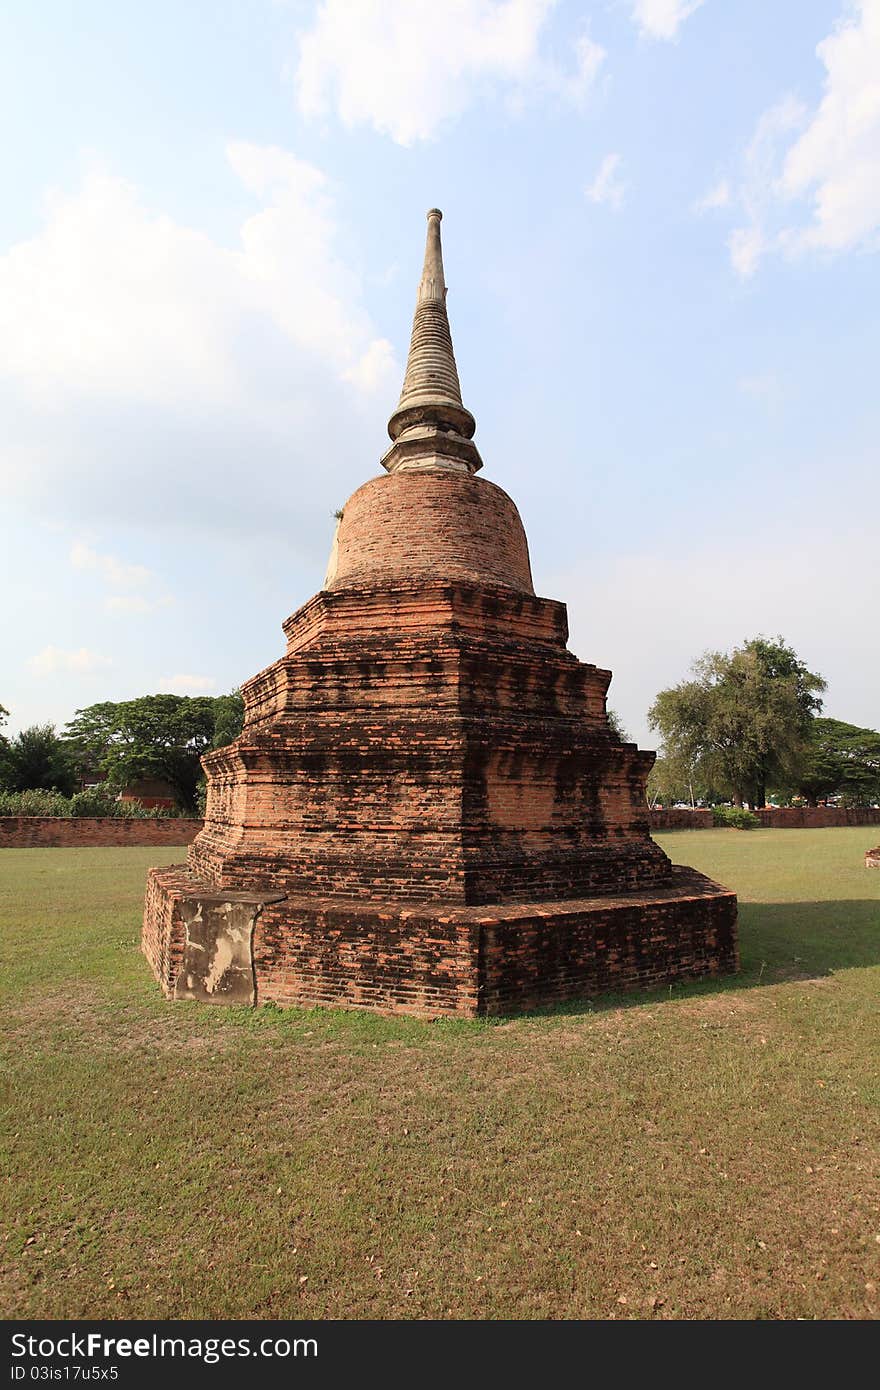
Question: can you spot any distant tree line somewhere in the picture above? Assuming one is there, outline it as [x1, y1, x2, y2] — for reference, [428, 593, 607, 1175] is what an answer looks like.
[0, 693, 244, 815]
[647, 637, 880, 809]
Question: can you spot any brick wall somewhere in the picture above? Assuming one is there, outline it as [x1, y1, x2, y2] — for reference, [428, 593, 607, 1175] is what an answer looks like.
[0, 817, 203, 848]
[648, 807, 880, 831]
[252, 870, 737, 1016]
[753, 806, 880, 829]
[648, 809, 714, 831]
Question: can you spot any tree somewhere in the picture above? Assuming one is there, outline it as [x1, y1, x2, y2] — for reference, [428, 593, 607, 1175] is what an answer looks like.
[648, 636, 826, 808]
[645, 752, 710, 809]
[782, 717, 880, 807]
[1, 724, 78, 796]
[211, 691, 244, 749]
[0, 704, 9, 783]
[63, 694, 240, 812]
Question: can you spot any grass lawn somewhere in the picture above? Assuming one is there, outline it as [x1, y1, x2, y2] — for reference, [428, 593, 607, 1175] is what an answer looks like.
[1, 828, 878, 1320]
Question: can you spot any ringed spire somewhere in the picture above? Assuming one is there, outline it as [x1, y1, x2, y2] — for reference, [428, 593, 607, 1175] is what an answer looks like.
[381, 208, 482, 475]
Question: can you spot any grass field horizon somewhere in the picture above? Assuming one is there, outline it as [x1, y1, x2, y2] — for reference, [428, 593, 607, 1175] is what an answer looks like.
[1, 828, 878, 1319]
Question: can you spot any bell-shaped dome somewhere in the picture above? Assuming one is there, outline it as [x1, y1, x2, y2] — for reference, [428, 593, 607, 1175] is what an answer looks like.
[326, 466, 534, 594]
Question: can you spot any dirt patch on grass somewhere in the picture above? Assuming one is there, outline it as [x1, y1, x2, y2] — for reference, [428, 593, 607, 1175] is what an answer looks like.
[4, 983, 106, 1034]
[2, 985, 238, 1057]
[674, 993, 763, 1021]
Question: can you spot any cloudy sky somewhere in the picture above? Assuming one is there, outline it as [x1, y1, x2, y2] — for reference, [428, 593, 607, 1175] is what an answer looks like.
[1, 0, 878, 747]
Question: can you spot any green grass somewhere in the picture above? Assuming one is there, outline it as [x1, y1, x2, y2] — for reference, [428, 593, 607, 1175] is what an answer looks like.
[1, 830, 878, 1320]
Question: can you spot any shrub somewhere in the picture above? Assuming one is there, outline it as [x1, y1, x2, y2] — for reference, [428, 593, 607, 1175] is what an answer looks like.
[712, 805, 760, 830]
[114, 797, 151, 819]
[0, 786, 173, 819]
[0, 788, 73, 817]
[69, 786, 123, 818]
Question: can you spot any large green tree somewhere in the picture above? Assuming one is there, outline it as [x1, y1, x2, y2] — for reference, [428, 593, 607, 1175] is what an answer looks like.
[64, 693, 244, 811]
[648, 636, 826, 808]
[1, 723, 78, 796]
[782, 717, 880, 807]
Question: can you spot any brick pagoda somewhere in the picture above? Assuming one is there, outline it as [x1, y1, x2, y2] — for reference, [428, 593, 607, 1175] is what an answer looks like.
[143, 209, 738, 1016]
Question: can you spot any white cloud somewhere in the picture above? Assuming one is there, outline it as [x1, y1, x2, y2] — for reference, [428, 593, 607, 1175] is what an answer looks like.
[695, 179, 731, 212]
[0, 146, 396, 405]
[723, 1, 880, 275]
[294, 0, 605, 145]
[70, 542, 153, 589]
[0, 144, 399, 549]
[779, 0, 880, 254]
[70, 540, 172, 616]
[562, 31, 607, 107]
[159, 674, 216, 693]
[29, 646, 112, 676]
[631, 0, 705, 41]
[728, 225, 766, 278]
[342, 337, 397, 394]
[585, 152, 626, 208]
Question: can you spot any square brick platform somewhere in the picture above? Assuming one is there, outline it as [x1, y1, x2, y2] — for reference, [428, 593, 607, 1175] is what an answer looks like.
[144, 863, 737, 1017]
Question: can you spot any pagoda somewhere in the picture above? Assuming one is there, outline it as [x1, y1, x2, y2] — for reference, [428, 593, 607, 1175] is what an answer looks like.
[143, 209, 737, 1016]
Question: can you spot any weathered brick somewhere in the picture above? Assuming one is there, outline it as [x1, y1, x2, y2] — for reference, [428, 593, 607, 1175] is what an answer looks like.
[142, 473, 740, 1016]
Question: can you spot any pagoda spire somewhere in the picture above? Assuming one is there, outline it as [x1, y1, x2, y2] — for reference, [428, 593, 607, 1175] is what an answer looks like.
[381, 208, 482, 474]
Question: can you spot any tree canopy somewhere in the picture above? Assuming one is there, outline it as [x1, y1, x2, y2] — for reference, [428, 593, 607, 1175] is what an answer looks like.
[63, 692, 244, 811]
[0, 723, 78, 797]
[783, 717, 880, 807]
[648, 636, 826, 808]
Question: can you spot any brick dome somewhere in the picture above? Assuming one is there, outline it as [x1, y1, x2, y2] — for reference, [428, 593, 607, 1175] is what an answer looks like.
[326, 466, 534, 594]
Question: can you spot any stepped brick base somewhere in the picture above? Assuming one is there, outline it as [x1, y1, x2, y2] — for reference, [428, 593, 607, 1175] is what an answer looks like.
[144, 863, 737, 1018]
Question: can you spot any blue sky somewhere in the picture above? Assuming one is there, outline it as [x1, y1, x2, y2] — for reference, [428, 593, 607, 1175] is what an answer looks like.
[1, 0, 877, 748]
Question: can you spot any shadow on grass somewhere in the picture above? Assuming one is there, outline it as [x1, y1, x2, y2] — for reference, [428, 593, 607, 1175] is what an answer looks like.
[508, 897, 880, 1022]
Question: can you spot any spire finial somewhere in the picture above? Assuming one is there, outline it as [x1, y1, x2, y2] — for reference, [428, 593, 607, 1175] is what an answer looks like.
[381, 208, 482, 475]
[418, 209, 445, 305]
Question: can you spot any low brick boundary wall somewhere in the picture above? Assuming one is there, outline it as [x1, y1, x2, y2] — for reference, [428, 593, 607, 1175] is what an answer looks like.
[0, 816, 204, 848]
[649, 807, 880, 831]
[648, 809, 714, 831]
[752, 807, 880, 829]
[3, 809, 877, 848]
